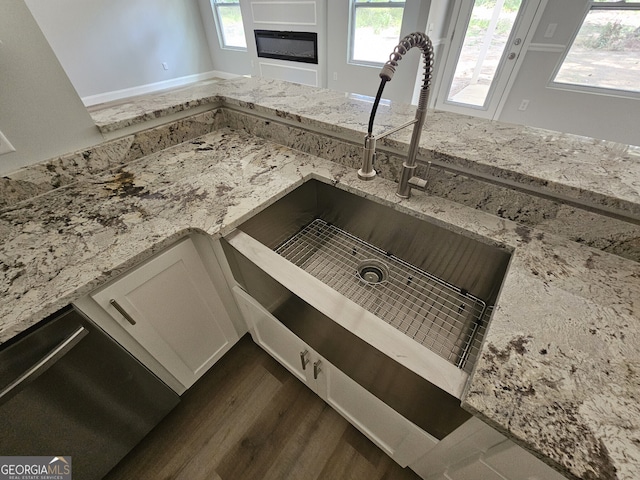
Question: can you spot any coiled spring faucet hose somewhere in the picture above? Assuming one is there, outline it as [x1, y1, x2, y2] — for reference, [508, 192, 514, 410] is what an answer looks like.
[367, 32, 434, 136]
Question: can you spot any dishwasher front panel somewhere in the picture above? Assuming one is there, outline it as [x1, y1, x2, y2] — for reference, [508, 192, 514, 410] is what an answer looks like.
[0, 307, 180, 480]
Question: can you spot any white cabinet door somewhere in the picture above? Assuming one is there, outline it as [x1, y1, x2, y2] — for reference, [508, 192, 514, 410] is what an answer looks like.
[410, 417, 507, 478]
[412, 417, 568, 480]
[445, 456, 507, 480]
[91, 237, 239, 391]
[480, 440, 568, 480]
[232, 286, 437, 468]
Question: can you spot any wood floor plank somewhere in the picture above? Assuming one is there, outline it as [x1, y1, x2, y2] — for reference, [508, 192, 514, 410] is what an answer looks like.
[317, 425, 422, 480]
[104, 335, 423, 480]
[172, 456, 221, 480]
[261, 401, 348, 480]
[215, 371, 319, 479]
[316, 431, 381, 480]
[157, 370, 281, 479]
[106, 336, 280, 479]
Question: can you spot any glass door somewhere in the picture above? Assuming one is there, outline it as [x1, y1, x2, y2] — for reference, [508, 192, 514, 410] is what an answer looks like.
[436, 0, 542, 119]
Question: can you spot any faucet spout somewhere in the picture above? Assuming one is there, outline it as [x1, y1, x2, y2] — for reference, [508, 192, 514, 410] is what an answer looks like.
[359, 32, 434, 198]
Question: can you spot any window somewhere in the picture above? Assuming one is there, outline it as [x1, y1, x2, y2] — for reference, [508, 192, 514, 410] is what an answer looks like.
[349, 0, 406, 66]
[553, 1, 640, 95]
[212, 0, 247, 50]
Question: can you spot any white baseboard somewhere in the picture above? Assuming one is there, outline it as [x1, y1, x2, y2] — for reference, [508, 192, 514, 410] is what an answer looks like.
[81, 70, 240, 107]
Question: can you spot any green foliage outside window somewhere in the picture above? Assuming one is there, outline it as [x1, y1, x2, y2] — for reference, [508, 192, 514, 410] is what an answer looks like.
[355, 6, 404, 35]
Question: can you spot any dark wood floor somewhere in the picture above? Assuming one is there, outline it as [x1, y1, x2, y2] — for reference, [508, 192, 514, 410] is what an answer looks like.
[104, 334, 422, 480]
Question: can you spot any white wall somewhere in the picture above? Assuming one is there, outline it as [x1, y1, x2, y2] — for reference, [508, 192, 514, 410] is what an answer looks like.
[244, 0, 327, 88]
[0, 1, 103, 175]
[198, 0, 432, 102]
[498, 0, 640, 145]
[25, 0, 216, 104]
[199, 0, 327, 86]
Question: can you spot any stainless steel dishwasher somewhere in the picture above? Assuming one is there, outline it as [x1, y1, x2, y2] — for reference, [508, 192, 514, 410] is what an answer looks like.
[0, 306, 180, 480]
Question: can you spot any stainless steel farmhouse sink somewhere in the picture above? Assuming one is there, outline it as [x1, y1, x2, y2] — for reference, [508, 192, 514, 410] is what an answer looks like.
[222, 179, 512, 439]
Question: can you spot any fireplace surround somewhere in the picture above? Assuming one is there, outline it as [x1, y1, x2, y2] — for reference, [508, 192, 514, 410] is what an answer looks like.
[254, 30, 318, 64]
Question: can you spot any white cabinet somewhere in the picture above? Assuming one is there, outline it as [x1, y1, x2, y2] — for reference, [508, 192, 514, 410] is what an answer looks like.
[477, 440, 568, 480]
[439, 440, 569, 480]
[232, 286, 437, 468]
[411, 417, 568, 480]
[76, 236, 240, 394]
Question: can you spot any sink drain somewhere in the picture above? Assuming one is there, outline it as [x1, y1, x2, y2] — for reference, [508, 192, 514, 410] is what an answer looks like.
[357, 259, 389, 285]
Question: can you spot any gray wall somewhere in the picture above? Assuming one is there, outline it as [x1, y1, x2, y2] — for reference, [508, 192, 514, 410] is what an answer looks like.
[327, 0, 431, 104]
[25, 0, 216, 102]
[197, 0, 251, 76]
[0, 1, 103, 175]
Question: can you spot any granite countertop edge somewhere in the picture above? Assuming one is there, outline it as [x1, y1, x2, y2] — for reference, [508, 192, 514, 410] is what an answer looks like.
[91, 77, 640, 221]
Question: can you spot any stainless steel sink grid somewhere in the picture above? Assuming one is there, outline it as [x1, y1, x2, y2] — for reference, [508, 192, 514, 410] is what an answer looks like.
[275, 218, 488, 372]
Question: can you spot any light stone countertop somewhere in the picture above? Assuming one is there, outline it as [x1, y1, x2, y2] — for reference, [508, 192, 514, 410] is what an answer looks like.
[92, 77, 640, 221]
[2, 78, 639, 479]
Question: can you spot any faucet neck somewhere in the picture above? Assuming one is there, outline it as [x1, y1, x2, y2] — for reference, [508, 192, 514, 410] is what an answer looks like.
[416, 80, 431, 112]
[380, 32, 434, 92]
[360, 33, 434, 196]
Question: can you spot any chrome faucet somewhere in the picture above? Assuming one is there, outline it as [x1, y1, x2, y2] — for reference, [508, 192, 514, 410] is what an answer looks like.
[358, 32, 434, 199]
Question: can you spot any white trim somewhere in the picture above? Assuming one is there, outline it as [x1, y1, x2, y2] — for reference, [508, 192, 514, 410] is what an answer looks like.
[546, 81, 640, 100]
[527, 42, 566, 53]
[546, 2, 640, 100]
[348, 0, 406, 66]
[436, 0, 545, 121]
[431, 36, 447, 48]
[81, 71, 237, 107]
[258, 61, 318, 86]
[590, 1, 640, 9]
[212, 1, 248, 50]
[493, 0, 549, 119]
[251, 1, 317, 26]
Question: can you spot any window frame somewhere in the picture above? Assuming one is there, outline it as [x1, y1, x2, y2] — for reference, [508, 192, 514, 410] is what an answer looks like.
[212, 0, 248, 51]
[348, 0, 406, 67]
[549, 0, 640, 99]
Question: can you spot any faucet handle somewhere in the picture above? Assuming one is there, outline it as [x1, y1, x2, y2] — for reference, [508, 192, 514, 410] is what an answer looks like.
[398, 161, 432, 198]
[408, 161, 432, 191]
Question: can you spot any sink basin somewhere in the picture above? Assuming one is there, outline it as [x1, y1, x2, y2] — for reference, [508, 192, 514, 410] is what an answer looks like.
[222, 179, 512, 439]
[233, 179, 511, 371]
